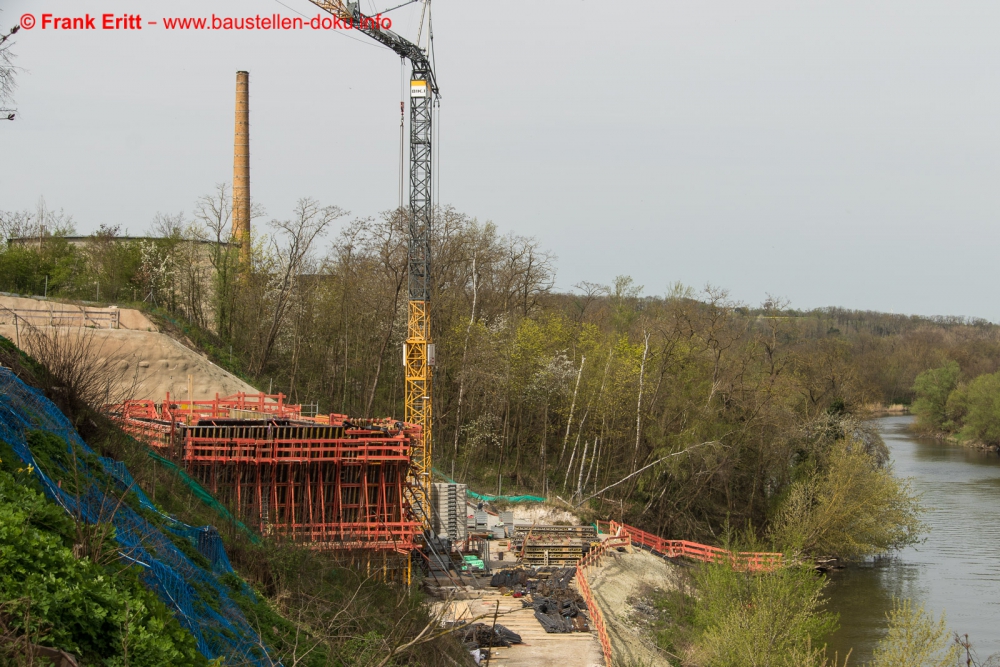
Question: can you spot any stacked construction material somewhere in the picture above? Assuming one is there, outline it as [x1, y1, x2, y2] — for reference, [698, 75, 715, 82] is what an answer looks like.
[462, 554, 485, 572]
[488, 566, 591, 634]
[516, 525, 597, 566]
[459, 623, 523, 651]
[468, 509, 489, 532]
[424, 533, 454, 575]
[523, 568, 590, 633]
[500, 510, 514, 535]
[432, 482, 468, 541]
[526, 597, 590, 633]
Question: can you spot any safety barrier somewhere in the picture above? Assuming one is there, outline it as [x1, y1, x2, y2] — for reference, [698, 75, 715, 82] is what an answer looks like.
[0, 305, 120, 329]
[607, 521, 783, 572]
[574, 534, 630, 666]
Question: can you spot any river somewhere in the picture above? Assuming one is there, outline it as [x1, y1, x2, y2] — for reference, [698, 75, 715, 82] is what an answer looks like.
[824, 415, 1000, 663]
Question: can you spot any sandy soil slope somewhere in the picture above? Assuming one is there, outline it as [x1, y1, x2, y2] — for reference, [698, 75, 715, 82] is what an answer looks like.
[0, 325, 258, 402]
[588, 549, 680, 667]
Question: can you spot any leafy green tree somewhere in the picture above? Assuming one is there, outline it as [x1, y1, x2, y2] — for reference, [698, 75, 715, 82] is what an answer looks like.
[954, 371, 1000, 445]
[771, 438, 923, 560]
[866, 599, 961, 667]
[911, 361, 961, 431]
[690, 563, 838, 667]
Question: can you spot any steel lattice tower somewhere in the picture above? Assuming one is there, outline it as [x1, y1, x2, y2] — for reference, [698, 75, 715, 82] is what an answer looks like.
[405, 60, 434, 526]
[307, 0, 439, 529]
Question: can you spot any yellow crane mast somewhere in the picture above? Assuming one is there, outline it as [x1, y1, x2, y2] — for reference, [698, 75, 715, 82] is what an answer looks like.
[306, 0, 438, 529]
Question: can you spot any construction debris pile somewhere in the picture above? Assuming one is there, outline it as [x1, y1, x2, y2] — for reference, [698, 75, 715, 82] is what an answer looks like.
[490, 567, 591, 634]
[459, 623, 523, 655]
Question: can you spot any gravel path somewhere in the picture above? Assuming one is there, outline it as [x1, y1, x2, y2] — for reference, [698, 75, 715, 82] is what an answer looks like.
[588, 549, 680, 667]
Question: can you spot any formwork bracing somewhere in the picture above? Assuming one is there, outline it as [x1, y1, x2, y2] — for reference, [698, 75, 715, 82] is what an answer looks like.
[107, 395, 421, 579]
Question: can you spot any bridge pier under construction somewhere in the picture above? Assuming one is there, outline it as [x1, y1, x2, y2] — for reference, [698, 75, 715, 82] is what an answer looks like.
[109, 392, 421, 580]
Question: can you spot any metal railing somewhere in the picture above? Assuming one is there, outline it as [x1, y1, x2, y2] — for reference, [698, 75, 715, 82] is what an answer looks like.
[0, 306, 120, 329]
[607, 521, 783, 572]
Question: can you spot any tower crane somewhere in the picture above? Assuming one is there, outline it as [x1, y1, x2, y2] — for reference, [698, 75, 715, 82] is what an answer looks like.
[306, 0, 438, 529]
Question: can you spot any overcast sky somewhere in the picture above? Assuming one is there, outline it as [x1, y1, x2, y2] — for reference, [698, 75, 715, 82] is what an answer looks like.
[2, 1, 999, 319]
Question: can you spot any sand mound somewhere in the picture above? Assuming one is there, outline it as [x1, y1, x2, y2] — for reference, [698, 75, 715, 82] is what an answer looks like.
[0, 324, 257, 401]
[589, 549, 680, 667]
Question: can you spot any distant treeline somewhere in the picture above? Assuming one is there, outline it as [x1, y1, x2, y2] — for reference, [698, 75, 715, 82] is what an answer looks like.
[9, 192, 994, 554]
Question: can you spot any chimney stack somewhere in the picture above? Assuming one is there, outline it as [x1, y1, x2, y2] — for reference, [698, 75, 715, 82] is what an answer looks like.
[232, 71, 251, 262]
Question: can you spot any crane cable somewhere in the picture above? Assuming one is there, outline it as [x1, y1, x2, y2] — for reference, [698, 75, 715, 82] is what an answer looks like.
[429, 4, 439, 211]
[399, 57, 405, 213]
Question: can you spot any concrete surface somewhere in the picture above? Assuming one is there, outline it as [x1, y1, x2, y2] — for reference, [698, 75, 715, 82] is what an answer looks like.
[0, 294, 158, 331]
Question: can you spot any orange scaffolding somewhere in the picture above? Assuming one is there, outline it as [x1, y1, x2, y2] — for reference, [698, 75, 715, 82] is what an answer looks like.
[184, 418, 419, 553]
[106, 397, 420, 571]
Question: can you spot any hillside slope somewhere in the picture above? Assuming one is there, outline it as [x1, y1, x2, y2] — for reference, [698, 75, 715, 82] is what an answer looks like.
[0, 335, 471, 666]
[1, 294, 259, 401]
[0, 364, 275, 664]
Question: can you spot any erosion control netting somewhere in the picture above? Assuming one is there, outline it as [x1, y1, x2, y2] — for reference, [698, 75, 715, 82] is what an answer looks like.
[432, 467, 545, 503]
[0, 367, 274, 665]
[147, 450, 261, 545]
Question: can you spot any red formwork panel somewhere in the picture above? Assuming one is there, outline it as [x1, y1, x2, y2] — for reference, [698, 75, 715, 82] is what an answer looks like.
[184, 419, 420, 553]
[105, 399, 419, 554]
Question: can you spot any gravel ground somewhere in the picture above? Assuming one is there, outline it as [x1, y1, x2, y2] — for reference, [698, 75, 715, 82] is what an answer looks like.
[588, 549, 681, 667]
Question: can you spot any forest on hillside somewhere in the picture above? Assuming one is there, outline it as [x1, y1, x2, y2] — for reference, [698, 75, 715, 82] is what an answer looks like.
[4, 193, 999, 552]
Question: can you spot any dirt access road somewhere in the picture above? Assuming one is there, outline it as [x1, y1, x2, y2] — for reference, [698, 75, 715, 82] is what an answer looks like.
[588, 549, 678, 667]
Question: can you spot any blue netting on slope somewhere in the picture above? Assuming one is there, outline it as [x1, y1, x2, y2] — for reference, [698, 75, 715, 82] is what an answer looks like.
[0, 367, 273, 665]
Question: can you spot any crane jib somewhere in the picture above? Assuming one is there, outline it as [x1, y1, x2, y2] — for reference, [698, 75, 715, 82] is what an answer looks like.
[307, 0, 439, 94]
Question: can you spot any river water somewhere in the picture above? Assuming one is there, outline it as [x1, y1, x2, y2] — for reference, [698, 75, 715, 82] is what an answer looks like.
[824, 416, 1000, 662]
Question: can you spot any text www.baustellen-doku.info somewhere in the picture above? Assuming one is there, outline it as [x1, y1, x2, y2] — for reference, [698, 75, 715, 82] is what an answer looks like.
[17, 12, 393, 31]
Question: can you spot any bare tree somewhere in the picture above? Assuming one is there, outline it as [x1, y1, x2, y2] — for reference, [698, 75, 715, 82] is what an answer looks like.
[250, 198, 345, 376]
[0, 20, 19, 121]
[0, 197, 76, 242]
[0, 305, 144, 410]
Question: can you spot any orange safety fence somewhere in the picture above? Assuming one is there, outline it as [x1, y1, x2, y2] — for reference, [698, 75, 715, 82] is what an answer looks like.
[606, 521, 783, 572]
[575, 534, 630, 666]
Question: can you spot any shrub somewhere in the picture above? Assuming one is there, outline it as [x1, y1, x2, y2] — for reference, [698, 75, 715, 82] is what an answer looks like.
[689, 563, 838, 667]
[771, 438, 923, 560]
[867, 598, 961, 667]
[955, 372, 1000, 445]
[0, 467, 206, 666]
[912, 361, 961, 431]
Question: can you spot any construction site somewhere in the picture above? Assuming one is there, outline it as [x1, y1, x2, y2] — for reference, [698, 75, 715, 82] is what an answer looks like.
[1, 284, 783, 666]
[0, 1, 791, 663]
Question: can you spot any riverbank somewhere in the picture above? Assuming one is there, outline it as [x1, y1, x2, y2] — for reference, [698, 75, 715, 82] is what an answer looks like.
[865, 403, 910, 417]
[906, 424, 1000, 453]
[825, 415, 1000, 662]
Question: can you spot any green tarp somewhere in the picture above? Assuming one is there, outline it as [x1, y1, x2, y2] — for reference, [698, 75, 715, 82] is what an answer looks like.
[432, 467, 546, 503]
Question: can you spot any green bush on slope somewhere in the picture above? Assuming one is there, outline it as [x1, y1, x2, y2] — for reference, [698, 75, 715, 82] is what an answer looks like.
[0, 464, 206, 666]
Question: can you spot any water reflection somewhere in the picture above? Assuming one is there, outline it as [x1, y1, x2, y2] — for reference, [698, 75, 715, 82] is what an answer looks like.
[824, 416, 1000, 662]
